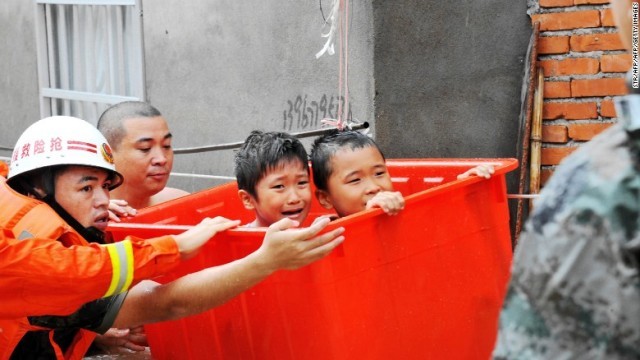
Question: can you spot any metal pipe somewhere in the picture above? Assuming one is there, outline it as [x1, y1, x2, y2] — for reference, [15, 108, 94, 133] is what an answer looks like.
[173, 122, 369, 155]
[169, 172, 235, 181]
[0, 122, 370, 156]
[507, 194, 540, 199]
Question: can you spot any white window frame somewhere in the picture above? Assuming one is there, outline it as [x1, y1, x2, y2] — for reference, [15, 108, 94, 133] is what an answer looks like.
[34, 0, 145, 120]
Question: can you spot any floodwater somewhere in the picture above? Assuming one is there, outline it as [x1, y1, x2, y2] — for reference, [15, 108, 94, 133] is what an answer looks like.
[84, 348, 151, 360]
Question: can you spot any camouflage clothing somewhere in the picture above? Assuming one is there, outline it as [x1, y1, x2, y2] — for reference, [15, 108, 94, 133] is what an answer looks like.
[493, 122, 640, 359]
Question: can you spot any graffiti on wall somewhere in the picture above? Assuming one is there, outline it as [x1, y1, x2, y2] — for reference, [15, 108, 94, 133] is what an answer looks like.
[282, 94, 353, 131]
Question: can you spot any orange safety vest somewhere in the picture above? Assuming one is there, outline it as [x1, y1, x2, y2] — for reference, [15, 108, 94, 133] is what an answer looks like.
[0, 178, 122, 360]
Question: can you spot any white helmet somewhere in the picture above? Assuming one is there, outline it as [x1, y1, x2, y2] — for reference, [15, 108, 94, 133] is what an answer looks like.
[8, 116, 123, 189]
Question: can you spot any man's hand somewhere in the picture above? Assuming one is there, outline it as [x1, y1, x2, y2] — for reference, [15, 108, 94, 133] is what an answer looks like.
[92, 326, 147, 354]
[255, 217, 345, 272]
[365, 191, 405, 215]
[108, 199, 137, 222]
[174, 217, 241, 259]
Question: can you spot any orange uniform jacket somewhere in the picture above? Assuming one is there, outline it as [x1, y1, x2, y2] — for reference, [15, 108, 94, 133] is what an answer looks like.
[0, 177, 180, 359]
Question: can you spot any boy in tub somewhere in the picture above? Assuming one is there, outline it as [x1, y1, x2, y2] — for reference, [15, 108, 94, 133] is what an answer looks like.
[309, 129, 494, 218]
[234, 130, 314, 227]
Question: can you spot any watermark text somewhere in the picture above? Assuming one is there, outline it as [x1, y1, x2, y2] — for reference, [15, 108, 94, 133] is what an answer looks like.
[633, 2, 639, 88]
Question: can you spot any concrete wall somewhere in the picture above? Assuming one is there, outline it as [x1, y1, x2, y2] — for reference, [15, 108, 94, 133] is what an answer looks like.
[372, 1, 531, 238]
[142, 0, 375, 191]
[0, 1, 530, 199]
[0, 1, 40, 159]
[373, 0, 531, 159]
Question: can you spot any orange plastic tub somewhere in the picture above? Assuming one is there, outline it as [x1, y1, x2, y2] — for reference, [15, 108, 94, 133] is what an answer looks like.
[108, 158, 517, 360]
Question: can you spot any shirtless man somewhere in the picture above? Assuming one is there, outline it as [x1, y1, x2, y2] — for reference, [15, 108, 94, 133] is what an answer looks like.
[97, 101, 188, 216]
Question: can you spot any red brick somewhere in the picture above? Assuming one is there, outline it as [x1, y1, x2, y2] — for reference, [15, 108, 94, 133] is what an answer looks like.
[540, 0, 573, 6]
[543, 101, 598, 119]
[542, 124, 569, 142]
[601, 54, 632, 73]
[571, 78, 628, 97]
[544, 81, 572, 98]
[531, 10, 600, 31]
[567, 122, 614, 140]
[600, 99, 617, 117]
[538, 36, 570, 55]
[541, 146, 578, 165]
[540, 168, 554, 186]
[570, 33, 625, 51]
[539, 57, 599, 76]
[574, 0, 610, 4]
[600, 8, 615, 27]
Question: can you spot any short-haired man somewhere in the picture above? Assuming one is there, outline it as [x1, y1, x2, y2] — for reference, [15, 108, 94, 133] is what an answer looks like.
[97, 101, 188, 212]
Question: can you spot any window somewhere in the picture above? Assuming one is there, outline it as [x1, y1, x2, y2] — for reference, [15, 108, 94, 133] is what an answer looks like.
[35, 0, 145, 122]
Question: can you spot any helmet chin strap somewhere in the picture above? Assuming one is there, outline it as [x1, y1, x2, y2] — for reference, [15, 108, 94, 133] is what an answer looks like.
[42, 194, 106, 244]
[24, 166, 107, 244]
[11, 167, 108, 244]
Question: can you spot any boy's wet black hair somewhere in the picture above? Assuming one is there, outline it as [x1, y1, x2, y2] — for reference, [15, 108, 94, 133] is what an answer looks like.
[310, 130, 385, 191]
[234, 130, 309, 199]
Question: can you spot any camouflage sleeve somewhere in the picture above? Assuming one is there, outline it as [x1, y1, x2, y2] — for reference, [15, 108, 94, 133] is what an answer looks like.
[493, 125, 640, 359]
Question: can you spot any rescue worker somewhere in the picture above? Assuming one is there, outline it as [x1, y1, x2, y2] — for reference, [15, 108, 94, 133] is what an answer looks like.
[0, 116, 345, 359]
[0, 116, 238, 358]
[493, 1, 640, 357]
[1, 150, 233, 320]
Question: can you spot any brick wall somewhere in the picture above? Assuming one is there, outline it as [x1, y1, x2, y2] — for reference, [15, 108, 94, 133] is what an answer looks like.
[529, 0, 631, 185]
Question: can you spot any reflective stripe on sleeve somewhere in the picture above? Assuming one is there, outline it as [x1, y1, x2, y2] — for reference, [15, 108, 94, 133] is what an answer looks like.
[103, 240, 134, 297]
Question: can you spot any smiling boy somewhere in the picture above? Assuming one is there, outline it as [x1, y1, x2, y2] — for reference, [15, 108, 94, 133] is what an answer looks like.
[310, 130, 405, 217]
[234, 131, 312, 227]
[310, 130, 493, 218]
